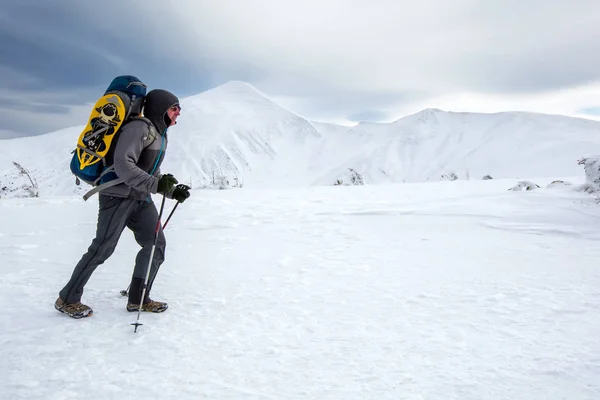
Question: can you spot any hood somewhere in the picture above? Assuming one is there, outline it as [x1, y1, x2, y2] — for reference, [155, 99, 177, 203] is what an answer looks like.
[143, 89, 179, 134]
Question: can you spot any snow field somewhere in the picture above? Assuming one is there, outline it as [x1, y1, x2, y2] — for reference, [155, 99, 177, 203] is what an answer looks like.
[1, 178, 599, 399]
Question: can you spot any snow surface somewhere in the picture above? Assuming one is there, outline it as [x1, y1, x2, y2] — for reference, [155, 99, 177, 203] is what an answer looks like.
[2, 81, 600, 197]
[2, 177, 599, 399]
[1, 80, 600, 398]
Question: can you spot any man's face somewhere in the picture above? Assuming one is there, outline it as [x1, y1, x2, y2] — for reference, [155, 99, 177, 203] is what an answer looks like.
[167, 104, 181, 126]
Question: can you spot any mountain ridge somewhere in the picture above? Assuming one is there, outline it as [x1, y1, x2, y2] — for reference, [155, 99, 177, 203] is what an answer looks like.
[1, 80, 598, 197]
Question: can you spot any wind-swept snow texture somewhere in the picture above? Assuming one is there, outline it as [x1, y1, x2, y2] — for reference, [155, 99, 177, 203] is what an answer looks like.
[2, 81, 600, 196]
[1, 178, 599, 399]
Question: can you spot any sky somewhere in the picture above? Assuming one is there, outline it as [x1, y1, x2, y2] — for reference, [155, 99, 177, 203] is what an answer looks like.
[1, 0, 600, 138]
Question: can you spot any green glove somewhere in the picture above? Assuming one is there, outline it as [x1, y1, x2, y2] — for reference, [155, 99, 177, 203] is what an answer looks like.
[157, 174, 178, 194]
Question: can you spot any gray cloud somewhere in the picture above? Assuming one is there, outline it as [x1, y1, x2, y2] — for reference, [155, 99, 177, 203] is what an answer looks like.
[347, 110, 389, 123]
[443, 1, 600, 92]
[146, 0, 600, 91]
[141, 0, 600, 120]
[2, 0, 600, 136]
[272, 84, 428, 123]
[0, 95, 73, 114]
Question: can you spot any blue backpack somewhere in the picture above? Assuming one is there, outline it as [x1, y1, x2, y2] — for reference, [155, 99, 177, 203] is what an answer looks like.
[70, 75, 148, 199]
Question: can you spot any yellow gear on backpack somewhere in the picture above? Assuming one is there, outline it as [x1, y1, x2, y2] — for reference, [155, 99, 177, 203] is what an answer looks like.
[75, 94, 126, 170]
[70, 75, 148, 200]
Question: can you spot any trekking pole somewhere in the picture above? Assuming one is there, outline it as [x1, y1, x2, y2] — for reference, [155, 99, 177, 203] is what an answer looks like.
[120, 200, 182, 297]
[131, 194, 166, 333]
[162, 201, 181, 230]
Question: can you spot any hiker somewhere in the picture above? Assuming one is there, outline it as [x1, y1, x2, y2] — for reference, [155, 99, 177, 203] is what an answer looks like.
[55, 88, 191, 318]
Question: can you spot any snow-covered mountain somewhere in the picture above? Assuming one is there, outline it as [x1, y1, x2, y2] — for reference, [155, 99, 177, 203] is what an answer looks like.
[1, 80, 599, 197]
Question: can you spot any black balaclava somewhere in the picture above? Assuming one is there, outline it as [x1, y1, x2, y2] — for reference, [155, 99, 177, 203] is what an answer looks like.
[143, 89, 179, 134]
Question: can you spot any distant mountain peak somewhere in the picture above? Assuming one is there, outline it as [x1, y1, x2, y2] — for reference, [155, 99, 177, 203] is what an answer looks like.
[416, 107, 445, 115]
[2, 85, 599, 196]
[390, 107, 447, 125]
[213, 80, 261, 93]
[201, 80, 271, 102]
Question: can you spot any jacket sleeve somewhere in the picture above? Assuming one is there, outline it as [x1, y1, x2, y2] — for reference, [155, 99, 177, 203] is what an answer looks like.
[112, 121, 160, 194]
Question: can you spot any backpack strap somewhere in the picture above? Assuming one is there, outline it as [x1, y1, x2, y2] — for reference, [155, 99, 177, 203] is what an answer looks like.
[82, 176, 125, 201]
[135, 116, 158, 147]
[82, 118, 158, 201]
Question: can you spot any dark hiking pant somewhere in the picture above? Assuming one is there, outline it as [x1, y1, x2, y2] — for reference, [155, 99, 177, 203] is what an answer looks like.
[59, 195, 166, 304]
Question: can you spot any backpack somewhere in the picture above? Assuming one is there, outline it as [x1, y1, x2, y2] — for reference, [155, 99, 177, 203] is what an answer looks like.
[69, 75, 152, 200]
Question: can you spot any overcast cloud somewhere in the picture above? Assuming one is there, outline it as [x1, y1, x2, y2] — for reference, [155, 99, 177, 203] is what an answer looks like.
[1, 0, 600, 137]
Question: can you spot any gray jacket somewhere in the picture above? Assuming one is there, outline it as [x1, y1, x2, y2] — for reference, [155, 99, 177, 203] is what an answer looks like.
[97, 89, 180, 201]
[101, 119, 167, 200]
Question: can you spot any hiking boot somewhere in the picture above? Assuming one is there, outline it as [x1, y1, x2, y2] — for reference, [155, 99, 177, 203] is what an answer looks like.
[126, 299, 168, 313]
[55, 297, 93, 319]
